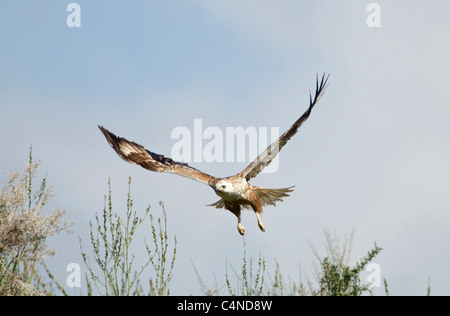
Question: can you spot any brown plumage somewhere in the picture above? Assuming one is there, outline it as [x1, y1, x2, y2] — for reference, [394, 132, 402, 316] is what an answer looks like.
[99, 73, 329, 235]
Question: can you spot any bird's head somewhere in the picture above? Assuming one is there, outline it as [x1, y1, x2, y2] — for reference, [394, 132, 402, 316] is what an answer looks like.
[215, 180, 233, 193]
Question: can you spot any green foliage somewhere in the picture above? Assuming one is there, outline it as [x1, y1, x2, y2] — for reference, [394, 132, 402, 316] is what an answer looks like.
[0, 147, 70, 295]
[265, 261, 307, 296]
[311, 231, 383, 296]
[80, 177, 177, 296]
[195, 231, 384, 296]
[314, 245, 382, 296]
[225, 240, 265, 296]
[146, 202, 177, 296]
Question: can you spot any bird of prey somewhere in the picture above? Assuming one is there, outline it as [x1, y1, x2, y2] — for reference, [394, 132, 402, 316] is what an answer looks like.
[99, 73, 329, 235]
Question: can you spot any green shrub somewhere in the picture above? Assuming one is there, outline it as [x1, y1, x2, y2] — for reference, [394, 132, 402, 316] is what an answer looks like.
[80, 177, 177, 296]
[0, 148, 70, 296]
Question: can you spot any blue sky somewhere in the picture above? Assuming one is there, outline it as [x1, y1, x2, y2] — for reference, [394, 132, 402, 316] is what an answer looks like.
[1, 1, 450, 295]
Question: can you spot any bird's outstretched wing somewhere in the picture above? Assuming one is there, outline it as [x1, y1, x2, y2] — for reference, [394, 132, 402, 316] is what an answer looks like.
[98, 126, 216, 185]
[237, 73, 329, 181]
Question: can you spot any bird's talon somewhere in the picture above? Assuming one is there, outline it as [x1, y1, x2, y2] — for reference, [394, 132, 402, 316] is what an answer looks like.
[238, 224, 245, 236]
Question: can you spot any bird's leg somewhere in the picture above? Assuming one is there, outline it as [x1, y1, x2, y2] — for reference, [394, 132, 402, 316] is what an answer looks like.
[256, 213, 265, 232]
[237, 213, 245, 236]
[229, 205, 245, 235]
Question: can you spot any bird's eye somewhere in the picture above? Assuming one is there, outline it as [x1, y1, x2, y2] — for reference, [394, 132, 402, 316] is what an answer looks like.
[221, 185, 226, 189]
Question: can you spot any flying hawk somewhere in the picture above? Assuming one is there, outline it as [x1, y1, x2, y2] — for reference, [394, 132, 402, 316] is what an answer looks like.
[99, 73, 329, 235]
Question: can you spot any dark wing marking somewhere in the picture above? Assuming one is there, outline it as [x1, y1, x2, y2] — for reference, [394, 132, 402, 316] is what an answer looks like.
[98, 126, 216, 185]
[237, 73, 329, 181]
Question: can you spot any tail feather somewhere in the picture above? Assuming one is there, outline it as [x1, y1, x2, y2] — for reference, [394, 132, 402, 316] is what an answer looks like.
[207, 186, 294, 210]
[255, 186, 294, 206]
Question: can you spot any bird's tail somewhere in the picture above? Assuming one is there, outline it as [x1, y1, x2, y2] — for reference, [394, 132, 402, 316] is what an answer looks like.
[255, 186, 294, 206]
[207, 186, 294, 210]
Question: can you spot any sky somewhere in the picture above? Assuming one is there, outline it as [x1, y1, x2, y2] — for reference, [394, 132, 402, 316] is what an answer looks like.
[1, 1, 450, 296]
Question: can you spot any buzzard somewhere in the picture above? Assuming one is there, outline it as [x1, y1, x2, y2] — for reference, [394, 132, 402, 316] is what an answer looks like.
[99, 73, 329, 235]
